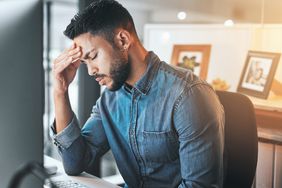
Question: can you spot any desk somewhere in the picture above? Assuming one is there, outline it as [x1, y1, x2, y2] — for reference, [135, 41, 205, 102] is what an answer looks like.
[248, 96, 282, 143]
[44, 155, 120, 188]
[247, 96, 282, 188]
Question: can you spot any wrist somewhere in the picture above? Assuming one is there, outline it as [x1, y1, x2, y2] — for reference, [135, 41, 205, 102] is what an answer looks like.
[53, 88, 68, 98]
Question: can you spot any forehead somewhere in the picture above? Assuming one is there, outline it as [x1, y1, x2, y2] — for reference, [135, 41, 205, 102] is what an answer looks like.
[74, 33, 97, 50]
[74, 33, 111, 51]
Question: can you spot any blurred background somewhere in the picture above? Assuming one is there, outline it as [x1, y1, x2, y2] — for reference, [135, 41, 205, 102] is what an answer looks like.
[43, 0, 282, 187]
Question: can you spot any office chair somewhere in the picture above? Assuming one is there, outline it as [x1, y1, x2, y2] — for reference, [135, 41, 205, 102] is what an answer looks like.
[216, 91, 258, 188]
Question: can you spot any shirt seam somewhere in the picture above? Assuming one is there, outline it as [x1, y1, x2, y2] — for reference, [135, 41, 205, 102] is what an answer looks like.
[173, 82, 212, 113]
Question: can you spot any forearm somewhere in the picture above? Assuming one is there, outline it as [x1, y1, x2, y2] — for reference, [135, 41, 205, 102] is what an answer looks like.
[52, 106, 110, 176]
[54, 90, 73, 133]
[52, 116, 89, 175]
[59, 136, 87, 175]
[59, 135, 106, 176]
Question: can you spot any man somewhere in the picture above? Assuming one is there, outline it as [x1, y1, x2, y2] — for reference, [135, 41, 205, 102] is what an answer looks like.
[246, 60, 264, 87]
[51, 0, 224, 187]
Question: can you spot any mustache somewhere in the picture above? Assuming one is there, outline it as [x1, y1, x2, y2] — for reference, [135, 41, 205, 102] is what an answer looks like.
[92, 72, 107, 79]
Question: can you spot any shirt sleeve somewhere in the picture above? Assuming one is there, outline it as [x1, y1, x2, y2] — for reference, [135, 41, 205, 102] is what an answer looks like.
[50, 99, 110, 175]
[173, 83, 225, 188]
[51, 115, 81, 149]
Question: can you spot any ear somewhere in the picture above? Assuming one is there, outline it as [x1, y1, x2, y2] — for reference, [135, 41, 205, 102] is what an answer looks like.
[114, 29, 132, 51]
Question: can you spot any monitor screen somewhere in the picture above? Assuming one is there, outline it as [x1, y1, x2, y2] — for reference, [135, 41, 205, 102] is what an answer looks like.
[0, 0, 44, 187]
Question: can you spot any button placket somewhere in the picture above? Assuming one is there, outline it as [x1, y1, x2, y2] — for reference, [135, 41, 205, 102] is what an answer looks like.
[129, 90, 146, 179]
[53, 139, 60, 147]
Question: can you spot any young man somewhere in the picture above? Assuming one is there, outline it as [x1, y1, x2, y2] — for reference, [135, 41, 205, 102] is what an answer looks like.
[51, 0, 224, 187]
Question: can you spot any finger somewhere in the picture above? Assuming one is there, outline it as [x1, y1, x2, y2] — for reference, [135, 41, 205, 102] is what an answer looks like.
[54, 44, 77, 63]
[54, 51, 82, 74]
[68, 46, 81, 56]
[64, 59, 81, 71]
[54, 53, 68, 64]
[72, 59, 82, 69]
[53, 50, 81, 69]
[70, 50, 82, 62]
[55, 47, 80, 63]
[54, 56, 74, 74]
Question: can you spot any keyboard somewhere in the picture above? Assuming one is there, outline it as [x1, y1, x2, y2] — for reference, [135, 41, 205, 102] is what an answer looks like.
[45, 180, 89, 188]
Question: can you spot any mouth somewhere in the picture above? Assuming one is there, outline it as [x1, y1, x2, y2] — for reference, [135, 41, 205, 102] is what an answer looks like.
[92, 73, 111, 86]
[95, 76, 107, 86]
[95, 76, 103, 82]
[93, 73, 105, 82]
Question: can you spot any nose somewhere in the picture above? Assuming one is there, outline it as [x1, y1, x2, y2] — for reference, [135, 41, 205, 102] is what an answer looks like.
[88, 69, 95, 76]
[84, 60, 98, 76]
[87, 65, 98, 76]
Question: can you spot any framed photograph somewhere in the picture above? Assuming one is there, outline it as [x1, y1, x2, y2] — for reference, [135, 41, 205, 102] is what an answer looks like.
[170, 44, 211, 79]
[237, 51, 280, 99]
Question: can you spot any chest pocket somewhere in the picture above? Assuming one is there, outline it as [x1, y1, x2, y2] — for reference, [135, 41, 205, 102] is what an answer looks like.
[143, 130, 179, 163]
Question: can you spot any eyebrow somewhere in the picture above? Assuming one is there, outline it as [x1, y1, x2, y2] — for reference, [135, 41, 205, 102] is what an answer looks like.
[81, 48, 96, 61]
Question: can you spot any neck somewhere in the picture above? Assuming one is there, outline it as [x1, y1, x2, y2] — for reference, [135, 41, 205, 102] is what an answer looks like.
[126, 41, 148, 86]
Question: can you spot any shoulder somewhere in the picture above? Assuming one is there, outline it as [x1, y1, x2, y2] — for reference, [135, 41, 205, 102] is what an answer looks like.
[158, 61, 206, 85]
[157, 61, 213, 96]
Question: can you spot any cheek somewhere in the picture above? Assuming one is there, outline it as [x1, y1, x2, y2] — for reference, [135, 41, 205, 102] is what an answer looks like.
[96, 52, 111, 74]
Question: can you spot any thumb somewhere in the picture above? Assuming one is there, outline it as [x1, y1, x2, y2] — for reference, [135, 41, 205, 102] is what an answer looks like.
[72, 59, 81, 69]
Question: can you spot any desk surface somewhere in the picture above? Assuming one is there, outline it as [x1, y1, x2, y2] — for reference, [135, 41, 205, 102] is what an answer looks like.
[44, 155, 120, 188]
[249, 95, 282, 112]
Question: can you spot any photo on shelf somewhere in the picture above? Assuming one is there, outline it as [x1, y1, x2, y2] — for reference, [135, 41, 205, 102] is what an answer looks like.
[237, 50, 281, 99]
[170, 44, 211, 79]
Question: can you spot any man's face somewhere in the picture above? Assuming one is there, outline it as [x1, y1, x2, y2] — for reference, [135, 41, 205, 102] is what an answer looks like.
[74, 32, 130, 91]
[254, 69, 263, 80]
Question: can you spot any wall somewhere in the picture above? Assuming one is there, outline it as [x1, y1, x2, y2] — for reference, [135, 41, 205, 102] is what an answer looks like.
[144, 24, 282, 92]
[249, 25, 282, 81]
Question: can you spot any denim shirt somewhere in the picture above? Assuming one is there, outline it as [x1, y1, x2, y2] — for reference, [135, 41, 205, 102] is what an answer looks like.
[52, 51, 224, 188]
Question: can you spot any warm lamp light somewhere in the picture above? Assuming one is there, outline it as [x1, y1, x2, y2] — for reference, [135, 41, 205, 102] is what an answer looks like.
[177, 11, 187, 20]
[224, 19, 234, 27]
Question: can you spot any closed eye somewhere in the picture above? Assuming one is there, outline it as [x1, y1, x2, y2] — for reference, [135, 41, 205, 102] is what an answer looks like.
[91, 53, 98, 60]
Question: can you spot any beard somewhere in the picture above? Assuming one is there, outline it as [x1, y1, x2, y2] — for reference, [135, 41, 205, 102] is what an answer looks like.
[108, 56, 130, 91]
[92, 45, 131, 91]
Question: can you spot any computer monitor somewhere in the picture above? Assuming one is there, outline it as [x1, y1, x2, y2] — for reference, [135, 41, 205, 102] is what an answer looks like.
[0, 0, 44, 187]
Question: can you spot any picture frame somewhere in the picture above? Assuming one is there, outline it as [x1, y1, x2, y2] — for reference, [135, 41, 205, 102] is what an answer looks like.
[170, 44, 211, 79]
[237, 51, 280, 99]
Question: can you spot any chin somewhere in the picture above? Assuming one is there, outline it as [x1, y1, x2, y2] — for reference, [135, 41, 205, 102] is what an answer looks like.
[107, 86, 120, 91]
[107, 82, 123, 91]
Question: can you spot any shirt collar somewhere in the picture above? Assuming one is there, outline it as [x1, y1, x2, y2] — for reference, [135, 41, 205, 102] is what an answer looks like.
[132, 51, 161, 95]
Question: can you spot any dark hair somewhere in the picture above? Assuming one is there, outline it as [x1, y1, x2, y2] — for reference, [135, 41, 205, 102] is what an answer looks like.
[64, 0, 137, 44]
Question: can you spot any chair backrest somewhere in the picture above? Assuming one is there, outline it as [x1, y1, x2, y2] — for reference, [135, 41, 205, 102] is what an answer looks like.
[216, 91, 258, 188]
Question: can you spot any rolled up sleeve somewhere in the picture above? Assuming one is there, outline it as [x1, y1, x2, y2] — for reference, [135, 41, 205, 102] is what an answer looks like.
[51, 115, 81, 149]
[49, 99, 110, 176]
